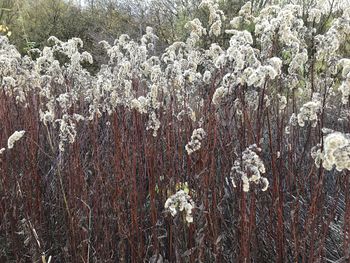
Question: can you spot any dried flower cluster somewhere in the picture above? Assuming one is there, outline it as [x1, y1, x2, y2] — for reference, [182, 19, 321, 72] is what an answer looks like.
[185, 128, 206, 155]
[164, 189, 195, 223]
[338, 59, 350, 104]
[7, 130, 25, 149]
[312, 132, 350, 171]
[230, 144, 269, 192]
[297, 93, 322, 127]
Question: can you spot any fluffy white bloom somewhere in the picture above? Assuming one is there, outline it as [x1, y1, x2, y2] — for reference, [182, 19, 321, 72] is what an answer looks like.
[7, 130, 25, 149]
[81, 51, 93, 64]
[289, 113, 298, 126]
[339, 80, 350, 104]
[185, 18, 207, 37]
[47, 36, 62, 45]
[209, 20, 222, 36]
[141, 27, 158, 47]
[207, 43, 224, 61]
[261, 177, 269, 191]
[264, 94, 271, 107]
[247, 66, 269, 87]
[130, 96, 148, 114]
[2, 76, 16, 87]
[57, 93, 71, 110]
[149, 84, 160, 108]
[230, 16, 242, 29]
[145, 112, 160, 137]
[227, 30, 253, 45]
[0, 148, 5, 154]
[212, 86, 228, 105]
[288, 50, 308, 75]
[264, 65, 278, 79]
[338, 59, 350, 78]
[203, 70, 212, 84]
[73, 114, 85, 122]
[56, 115, 78, 152]
[238, 2, 252, 17]
[242, 175, 250, 192]
[338, 59, 350, 104]
[185, 128, 206, 155]
[297, 93, 322, 127]
[230, 144, 268, 192]
[245, 90, 259, 110]
[39, 109, 55, 124]
[268, 57, 283, 76]
[199, 0, 225, 25]
[311, 144, 323, 168]
[164, 189, 195, 223]
[317, 132, 350, 171]
[278, 94, 287, 110]
[254, 4, 304, 58]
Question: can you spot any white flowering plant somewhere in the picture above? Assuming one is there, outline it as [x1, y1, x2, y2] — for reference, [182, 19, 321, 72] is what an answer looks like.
[1, 0, 350, 262]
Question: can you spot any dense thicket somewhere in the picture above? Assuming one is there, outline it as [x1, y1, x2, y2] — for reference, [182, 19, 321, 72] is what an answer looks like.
[0, 0, 350, 262]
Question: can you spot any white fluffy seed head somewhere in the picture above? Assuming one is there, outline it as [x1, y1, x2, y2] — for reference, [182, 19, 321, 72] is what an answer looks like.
[7, 130, 25, 149]
[164, 189, 195, 223]
[321, 132, 350, 171]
